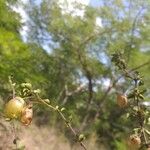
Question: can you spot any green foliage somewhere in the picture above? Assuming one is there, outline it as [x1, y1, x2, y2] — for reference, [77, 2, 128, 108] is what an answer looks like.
[112, 52, 150, 149]
[0, 0, 150, 149]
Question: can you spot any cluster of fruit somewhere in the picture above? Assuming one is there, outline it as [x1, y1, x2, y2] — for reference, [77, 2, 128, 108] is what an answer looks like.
[117, 92, 150, 149]
[4, 96, 33, 126]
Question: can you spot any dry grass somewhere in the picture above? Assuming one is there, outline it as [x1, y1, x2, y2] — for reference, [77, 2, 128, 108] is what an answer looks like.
[0, 118, 104, 150]
[0, 118, 70, 150]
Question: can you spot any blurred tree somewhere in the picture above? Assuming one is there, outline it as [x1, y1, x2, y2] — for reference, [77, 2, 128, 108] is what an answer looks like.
[0, 0, 149, 149]
[0, 0, 53, 98]
[25, 0, 150, 148]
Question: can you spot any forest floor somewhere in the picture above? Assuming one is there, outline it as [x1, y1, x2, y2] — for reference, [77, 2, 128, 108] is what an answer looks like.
[0, 117, 102, 150]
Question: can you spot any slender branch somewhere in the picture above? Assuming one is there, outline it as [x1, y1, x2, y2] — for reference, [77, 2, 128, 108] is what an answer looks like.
[35, 93, 87, 150]
[8, 76, 15, 98]
[129, 61, 150, 72]
[7, 78, 87, 150]
[126, 6, 145, 61]
[62, 84, 86, 105]
[11, 120, 19, 149]
[142, 128, 148, 146]
[94, 60, 150, 118]
[57, 110, 87, 150]
[111, 52, 150, 148]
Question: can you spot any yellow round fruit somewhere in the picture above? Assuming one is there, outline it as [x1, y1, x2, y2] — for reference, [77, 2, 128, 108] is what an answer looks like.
[117, 94, 128, 108]
[4, 97, 25, 119]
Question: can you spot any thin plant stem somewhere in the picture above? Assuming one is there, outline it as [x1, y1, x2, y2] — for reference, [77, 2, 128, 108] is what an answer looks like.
[35, 93, 87, 150]
[11, 120, 18, 149]
[9, 76, 15, 98]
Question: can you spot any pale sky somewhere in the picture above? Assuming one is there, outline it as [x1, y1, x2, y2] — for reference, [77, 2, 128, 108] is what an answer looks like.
[15, 0, 102, 43]
[12, 0, 29, 41]
[58, 0, 90, 17]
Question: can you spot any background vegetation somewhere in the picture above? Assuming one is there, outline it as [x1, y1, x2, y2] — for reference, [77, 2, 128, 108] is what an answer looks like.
[0, 0, 150, 149]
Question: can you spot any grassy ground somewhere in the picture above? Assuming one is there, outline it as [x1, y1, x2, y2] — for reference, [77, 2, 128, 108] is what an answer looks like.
[0, 117, 103, 150]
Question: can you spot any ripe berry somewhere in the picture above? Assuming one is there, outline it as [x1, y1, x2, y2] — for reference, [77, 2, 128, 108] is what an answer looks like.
[117, 94, 128, 108]
[4, 97, 25, 119]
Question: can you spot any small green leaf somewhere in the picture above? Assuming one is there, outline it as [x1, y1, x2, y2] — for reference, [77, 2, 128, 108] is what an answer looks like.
[139, 94, 144, 100]
[139, 80, 144, 86]
[33, 89, 41, 94]
[5, 118, 11, 121]
[56, 105, 59, 110]
[44, 99, 50, 103]
[127, 93, 135, 99]
[61, 107, 65, 112]
[78, 134, 85, 142]
[25, 83, 32, 89]
[68, 115, 72, 122]
[12, 83, 16, 87]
